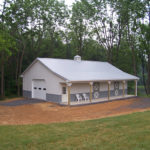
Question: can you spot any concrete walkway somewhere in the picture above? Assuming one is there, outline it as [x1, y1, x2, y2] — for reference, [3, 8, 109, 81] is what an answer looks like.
[61, 95, 135, 106]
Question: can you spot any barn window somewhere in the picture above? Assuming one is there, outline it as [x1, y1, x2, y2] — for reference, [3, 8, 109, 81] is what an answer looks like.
[43, 88, 46, 90]
[62, 87, 66, 94]
[39, 88, 41, 90]
[34, 87, 37, 89]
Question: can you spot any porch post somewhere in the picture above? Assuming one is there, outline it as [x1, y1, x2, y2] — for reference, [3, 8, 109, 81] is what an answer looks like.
[89, 82, 93, 103]
[122, 80, 125, 97]
[135, 80, 137, 96]
[67, 82, 72, 106]
[108, 81, 111, 100]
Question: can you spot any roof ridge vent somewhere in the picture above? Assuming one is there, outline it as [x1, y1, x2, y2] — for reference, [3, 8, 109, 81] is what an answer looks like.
[74, 55, 81, 62]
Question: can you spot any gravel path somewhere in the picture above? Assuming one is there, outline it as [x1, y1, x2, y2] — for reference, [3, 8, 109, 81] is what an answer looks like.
[0, 99, 45, 106]
[129, 98, 150, 109]
[115, 98, 150, 110]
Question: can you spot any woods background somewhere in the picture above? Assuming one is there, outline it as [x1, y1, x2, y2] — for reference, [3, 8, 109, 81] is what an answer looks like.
[0, 0, 149, 99]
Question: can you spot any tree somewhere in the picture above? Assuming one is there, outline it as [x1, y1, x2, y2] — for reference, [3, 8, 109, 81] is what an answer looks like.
[0, 0, 16, 98]
[81, 0, 126, 63]
[69, 1, 87, 56]
[139, 23, 150, 95]
[4, 0, 68, 96]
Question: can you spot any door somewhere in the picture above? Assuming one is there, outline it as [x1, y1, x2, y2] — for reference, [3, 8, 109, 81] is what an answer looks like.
[32, 79, 46, 100]
[62, 86, 68, 102]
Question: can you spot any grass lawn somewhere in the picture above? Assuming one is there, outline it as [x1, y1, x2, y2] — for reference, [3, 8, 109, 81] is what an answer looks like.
[0, 111, 150, 150]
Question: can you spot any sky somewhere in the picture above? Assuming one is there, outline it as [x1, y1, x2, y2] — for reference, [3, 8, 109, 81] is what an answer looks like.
[65, 0, 76, 6]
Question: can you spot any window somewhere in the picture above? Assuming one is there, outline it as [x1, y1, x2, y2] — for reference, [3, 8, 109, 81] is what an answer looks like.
[34, 87, 37, 89]
[39, 88, 41, 90]
[43, 88, 46, 90]
[62, 87, 66, 94]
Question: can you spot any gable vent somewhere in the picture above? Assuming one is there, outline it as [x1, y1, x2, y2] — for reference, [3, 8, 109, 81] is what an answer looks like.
[74, 55, 81, 62]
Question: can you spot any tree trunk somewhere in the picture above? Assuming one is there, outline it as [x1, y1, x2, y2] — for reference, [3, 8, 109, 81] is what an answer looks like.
[15, 53, 19, 84]
[131, 46, 137, 76]
[148, 0, 150, 94]
[107, 47, 112, 64]
[127, 20, 137, 76]
[0, 52, 4, 98]
[17, 45, 25, 96]
[0, 0, 7, 98]
[65, 37, 71, 59]
[17, 50, 24, 96]
[147, 53, 150, 94]
[140, 52, 148, 95]
[116, 29, 122, 64]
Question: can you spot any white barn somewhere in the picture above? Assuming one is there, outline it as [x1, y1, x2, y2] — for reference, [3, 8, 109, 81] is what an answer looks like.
[21, 55, 139, 105]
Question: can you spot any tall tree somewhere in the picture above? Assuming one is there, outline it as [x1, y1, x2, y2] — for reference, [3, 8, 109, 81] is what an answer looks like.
[69, 1, 87, 56]
[82, 0, 122, 63]
[138, 0, 150, 94]
[0, 0, 16, 98]
[4, 0, 68, 95]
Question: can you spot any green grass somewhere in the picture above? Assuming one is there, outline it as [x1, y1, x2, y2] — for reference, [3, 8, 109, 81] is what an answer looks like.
[1, 111, 150, 150]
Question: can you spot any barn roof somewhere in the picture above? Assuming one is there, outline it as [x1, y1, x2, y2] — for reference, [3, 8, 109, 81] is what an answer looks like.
[25, 57, 139, 82]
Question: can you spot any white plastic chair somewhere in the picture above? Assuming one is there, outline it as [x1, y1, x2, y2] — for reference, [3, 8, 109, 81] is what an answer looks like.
[76, 94, 82, 102]
[82, 93, 89, 101]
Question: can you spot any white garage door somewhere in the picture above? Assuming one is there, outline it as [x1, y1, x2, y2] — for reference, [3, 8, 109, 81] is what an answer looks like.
[32, 79, 46, 100]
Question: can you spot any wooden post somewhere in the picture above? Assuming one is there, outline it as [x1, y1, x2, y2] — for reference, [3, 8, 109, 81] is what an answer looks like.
[135, 80, 137, 96]
[108, 81, 111, 100]
[67, 82, 72, 106]
[122, 81, 125, 97]
[89, 82, 93, 103]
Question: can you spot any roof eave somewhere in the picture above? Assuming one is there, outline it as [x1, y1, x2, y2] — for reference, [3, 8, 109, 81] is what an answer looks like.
[60, 78, 139, 84]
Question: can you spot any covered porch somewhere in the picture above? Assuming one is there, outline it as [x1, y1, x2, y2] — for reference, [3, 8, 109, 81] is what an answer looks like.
[61, 94, 136, 106]
[61, 80, 138, 106]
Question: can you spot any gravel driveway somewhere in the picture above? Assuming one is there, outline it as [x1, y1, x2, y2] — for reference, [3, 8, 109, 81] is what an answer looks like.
[0, 99, 45, 106]
[115, 98, 150, 110]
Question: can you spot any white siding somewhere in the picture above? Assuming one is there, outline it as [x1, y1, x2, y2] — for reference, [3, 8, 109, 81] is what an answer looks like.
[100, 82, 108, 91]
[71, 83, 90, 94]
[100, 81, 127, 91]
[23, 61, 64, 95]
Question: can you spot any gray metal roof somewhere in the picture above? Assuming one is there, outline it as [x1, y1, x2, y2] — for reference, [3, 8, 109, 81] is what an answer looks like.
[37, 58, 139, 82]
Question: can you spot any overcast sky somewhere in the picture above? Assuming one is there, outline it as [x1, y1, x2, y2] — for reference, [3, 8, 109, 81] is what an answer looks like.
[65, 0, 76, 6]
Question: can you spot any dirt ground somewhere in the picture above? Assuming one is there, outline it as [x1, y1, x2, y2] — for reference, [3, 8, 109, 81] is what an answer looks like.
[0, 97, 150, 125]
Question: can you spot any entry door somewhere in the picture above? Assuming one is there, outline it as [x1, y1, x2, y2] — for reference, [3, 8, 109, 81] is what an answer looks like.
[32, 79, 46, 100]
[62, 86, 68, 102]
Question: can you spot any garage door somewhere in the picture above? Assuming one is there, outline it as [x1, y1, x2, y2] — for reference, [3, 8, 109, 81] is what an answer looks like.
[32, 79, 46, 100]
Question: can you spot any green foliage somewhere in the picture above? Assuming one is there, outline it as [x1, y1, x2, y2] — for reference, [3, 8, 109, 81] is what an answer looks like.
[0, 0, 149, 96]
[0, 24, 16, 56]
